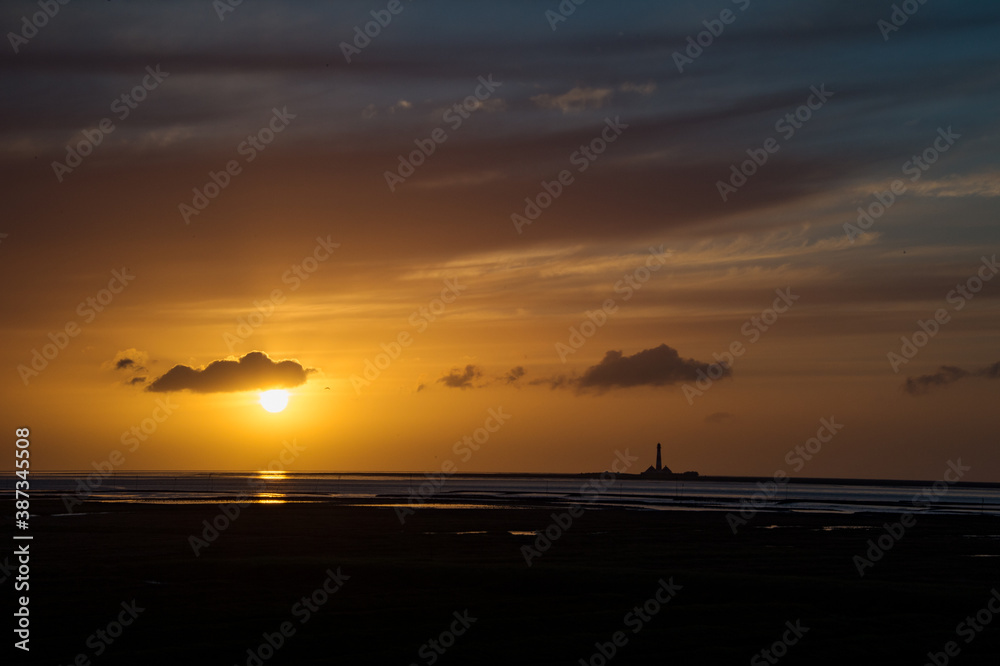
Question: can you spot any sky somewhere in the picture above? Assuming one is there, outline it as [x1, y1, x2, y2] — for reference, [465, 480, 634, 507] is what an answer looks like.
[2, 0, 998, 480]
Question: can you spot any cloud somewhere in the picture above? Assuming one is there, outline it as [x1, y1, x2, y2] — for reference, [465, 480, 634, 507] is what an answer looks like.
[530, 86, 613, 113]
[146, 351, 314, 393]
[705, 412, 735, 424]
[504, 366, 525, 384]
[529, 345, 729, 393]
[619, 81, 656, 95]
[903, 362, 1000, 395]
[477, 98, 506, 112]
[388, 99, 412, 113]
[107, 348, 148, 372]
[577, 344, 731, 391]
[363, 99, 417, 119]
[529, 374, 574, 390]
[909, 172, 1000, 198]
[437, 364, 483, 389]
[106, 348, 149, 386]
[427, 365, 525, 390]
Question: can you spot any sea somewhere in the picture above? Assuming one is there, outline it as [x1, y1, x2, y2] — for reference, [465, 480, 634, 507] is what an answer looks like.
[11, 472, 1000, 516]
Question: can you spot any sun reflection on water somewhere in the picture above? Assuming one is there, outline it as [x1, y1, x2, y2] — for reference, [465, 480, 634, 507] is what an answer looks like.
[254, 471, 288, 503]
[254, 492, 287, 504]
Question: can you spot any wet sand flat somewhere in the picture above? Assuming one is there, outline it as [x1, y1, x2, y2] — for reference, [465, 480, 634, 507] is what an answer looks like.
[18, 500, 1000, 665]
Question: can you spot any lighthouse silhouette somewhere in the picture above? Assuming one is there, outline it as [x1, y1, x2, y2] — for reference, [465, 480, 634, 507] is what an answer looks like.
[642, 442, 690, 478]
[642, 442, 674, 476]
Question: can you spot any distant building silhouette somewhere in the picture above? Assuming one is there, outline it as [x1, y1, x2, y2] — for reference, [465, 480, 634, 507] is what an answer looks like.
[643, 442, 672, 475]
[640, 442, 698, 478]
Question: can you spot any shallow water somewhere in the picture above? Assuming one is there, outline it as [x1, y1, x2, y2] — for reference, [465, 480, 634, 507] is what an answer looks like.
[13, 471, 1000, 516]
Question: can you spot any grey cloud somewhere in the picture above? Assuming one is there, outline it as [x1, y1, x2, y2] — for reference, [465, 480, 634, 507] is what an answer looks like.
[437, 364, 483, 389]
[147, 351, 314, 393]
[578, 344, 731, 391]
[904, 362, 1000, 395]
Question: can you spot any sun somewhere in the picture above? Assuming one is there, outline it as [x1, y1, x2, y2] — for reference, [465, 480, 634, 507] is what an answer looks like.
[259, 390, 289, 413]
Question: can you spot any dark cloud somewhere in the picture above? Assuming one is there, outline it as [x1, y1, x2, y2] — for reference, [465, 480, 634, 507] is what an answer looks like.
[107, 349, 149, 387]
[528, 344, 729, 393]
[577, 344, 730, 391]
[903, 366, 968, 395]
[146, 351, 314, 393]
[705, 412, 735, 424]
[504, 366, 526, 384]
[109, 348, 148, 373]
[425, 365, 523, 391]
[437, 365, 483, 389]
[528, 375, 573, 390]
[903, 362, 1000, 395]
[980, 361, 1000, 379]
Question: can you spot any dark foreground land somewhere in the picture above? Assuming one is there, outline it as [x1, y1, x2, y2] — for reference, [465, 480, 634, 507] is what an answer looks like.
[10, 500, 1000, 665]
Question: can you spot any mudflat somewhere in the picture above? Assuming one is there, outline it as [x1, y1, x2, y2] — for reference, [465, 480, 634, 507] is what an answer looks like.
[18, 500, 1000, 665]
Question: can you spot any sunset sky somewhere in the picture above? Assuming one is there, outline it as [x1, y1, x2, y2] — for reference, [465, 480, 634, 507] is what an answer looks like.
[2, 0, 998, 480]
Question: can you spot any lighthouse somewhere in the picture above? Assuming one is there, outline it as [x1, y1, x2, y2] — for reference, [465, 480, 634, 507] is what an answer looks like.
[641, 442, 695, 478]
[642, 442, 673, 476]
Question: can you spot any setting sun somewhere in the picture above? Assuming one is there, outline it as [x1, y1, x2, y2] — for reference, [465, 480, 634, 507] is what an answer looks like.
[259, 389, 289, 413]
